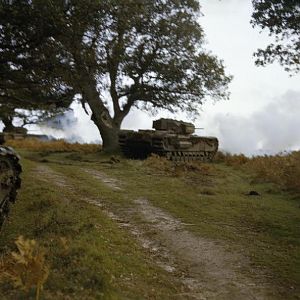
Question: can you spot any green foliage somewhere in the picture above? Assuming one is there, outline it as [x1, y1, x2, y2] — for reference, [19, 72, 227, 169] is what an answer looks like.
[0, 0, 75, 128]
[0, 0, 231, 149]
[251, 0, 300, 73]
[0, 157, 182, 299]
[1, 147, 300, 298]
[49, 149, 299, 298]
[96, 0, 231, 113]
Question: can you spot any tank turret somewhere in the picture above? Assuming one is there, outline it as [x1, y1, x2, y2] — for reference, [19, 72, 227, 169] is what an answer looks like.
[152, 118, 195, 134]
[0, 127, 50, 145]
[3, 127, 28, 134]
[119, 118, 218, 162]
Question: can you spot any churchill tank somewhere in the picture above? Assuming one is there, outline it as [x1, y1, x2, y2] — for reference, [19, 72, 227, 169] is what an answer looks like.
[119, 118, 218, 162]
[0, 146, 22, 230]
[0, 127, 49, 144]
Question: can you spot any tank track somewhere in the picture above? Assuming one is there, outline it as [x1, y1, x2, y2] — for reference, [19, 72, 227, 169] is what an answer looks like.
[0, 147, 22, 230]
[142, 136, 218, 162]
[119, 138, 218, 162]
[165, 150, 217, 162]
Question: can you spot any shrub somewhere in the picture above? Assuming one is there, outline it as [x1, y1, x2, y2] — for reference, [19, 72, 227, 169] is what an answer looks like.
[247, 151, 300, 192]
[217, 151, 300, 193]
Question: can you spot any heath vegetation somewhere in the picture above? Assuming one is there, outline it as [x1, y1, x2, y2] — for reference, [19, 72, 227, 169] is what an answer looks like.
[216, 151, 300, 193]
[0, 141, 299, 299]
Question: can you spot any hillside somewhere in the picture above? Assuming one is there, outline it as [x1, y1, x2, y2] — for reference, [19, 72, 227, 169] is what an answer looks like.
[0, 142, 299, 299]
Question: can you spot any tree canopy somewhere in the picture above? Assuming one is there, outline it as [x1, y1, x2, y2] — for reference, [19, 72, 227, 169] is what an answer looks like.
[0, 0, 75, 130]
[251, 0, 300, 73]
[1, 0, 231, 150]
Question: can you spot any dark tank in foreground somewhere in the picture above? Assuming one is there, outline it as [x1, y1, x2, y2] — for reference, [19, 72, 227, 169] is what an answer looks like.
[119, 118, 218, 162]
[0, 146, 22, 230]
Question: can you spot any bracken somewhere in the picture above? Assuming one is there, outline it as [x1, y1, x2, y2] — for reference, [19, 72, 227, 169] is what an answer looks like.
[0, 236, 49, 300]
[217, 151, 300, 193]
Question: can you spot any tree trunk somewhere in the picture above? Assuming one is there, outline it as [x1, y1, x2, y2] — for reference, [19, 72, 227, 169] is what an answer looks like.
[90, 111, 122, 153]
[99, 124, 120, 153]
[81, 81, 124, 153]
[75, 64, 130, 152]
[2, 116, 15, 132]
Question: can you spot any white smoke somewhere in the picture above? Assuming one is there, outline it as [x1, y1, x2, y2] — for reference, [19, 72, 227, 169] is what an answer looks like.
[38, 102, 101, 144]
[33, 90, 300, 156]
[208, 90, 300, 155]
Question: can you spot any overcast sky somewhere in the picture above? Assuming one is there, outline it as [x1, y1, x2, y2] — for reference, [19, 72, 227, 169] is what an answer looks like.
[40, 0, 300, 155]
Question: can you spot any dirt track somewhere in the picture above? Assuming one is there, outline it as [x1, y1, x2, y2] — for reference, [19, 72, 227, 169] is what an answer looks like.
[34, 164, 274, 300]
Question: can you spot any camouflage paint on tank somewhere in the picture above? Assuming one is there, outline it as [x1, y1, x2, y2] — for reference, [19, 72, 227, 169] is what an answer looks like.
[119, 118, 218, 162]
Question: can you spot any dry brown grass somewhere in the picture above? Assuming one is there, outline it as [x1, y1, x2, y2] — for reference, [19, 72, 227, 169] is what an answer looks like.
[0, 236, 49, 300]
[143, 154, 174, 174]
[5, 138, 101, 153]
[217, 151, 300, 192]
[247, 152, 300, 192]
[215, 151, 249, 166]
[144, 154, 212, 177]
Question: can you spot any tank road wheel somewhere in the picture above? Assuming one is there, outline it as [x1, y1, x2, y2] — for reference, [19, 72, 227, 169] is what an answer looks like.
[205, 150, 217, 162]
[0, 149, 22, 230]
[165, 152, 172, 160]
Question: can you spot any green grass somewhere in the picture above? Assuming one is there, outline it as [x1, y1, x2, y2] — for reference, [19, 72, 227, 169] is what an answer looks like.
[1, 149, 300, 299]
[0, 157, 182, 299]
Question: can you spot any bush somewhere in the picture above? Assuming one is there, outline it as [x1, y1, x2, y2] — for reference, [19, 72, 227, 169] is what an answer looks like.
[217, 151, 300, 192]
[247, 152, 300, 192]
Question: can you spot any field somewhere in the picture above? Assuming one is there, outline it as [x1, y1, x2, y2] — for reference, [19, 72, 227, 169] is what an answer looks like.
[0, 140, 299, 299]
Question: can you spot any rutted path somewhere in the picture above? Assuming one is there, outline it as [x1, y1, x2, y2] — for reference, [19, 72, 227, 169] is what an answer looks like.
[34, 164, 274, 300]
[83, 168, 122, 191]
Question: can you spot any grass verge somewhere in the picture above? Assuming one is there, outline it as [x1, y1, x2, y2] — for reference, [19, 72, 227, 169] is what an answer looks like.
[0, 157, 182, 299]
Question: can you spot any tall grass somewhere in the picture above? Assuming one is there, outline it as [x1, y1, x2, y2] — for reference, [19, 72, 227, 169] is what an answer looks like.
[217, 151, 300, 193]
[5, 138, 101, 153]
[144, 154, 212, 177]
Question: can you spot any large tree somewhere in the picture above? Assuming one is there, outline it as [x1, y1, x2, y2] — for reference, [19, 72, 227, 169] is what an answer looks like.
[251, 0, 300, 73]
[1, 0, 231, 151]
[0, 103, 70, 132]
[0, 0, 75, 130]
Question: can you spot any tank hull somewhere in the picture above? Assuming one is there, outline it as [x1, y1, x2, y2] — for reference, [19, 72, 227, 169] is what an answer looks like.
[119, 129, 218, 162]
[0, 132, 49, 145]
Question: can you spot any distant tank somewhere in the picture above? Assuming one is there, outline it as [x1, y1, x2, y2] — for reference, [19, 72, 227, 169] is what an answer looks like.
[0, 127, 28, 145]
[119, 118, 218, 162]
[0, 127, 49, 145]
[0, 146, 22, 230]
